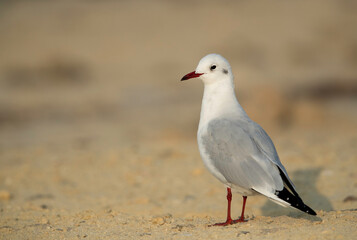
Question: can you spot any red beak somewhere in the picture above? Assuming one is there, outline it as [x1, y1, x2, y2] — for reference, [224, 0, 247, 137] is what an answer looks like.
[181, 71, 203, 81]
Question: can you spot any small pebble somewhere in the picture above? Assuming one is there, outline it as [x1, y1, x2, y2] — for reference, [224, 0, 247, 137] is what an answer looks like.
[40, 218, 49, 224]
[41, 204, 48, 209]
[343, 195, 357, 202]
[237, 231, 250, 237]
[151, 217, 165, 225]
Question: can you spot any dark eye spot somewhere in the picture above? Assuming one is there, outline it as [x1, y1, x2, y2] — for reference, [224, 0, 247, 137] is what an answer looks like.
[210, 65, 216, 70]
[223, 69, 228, 74]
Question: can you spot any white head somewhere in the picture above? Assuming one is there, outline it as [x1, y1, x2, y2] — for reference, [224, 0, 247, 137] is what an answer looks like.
[181, 54, 234, 86]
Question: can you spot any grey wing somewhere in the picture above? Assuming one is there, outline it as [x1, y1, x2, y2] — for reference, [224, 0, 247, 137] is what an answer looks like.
[202, 118, 285, 197]
[247, 122, 297, 192]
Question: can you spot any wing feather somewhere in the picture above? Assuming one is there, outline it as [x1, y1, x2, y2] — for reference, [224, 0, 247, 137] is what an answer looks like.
[201, 118, 285, 196]
[247, 122, 297, 192]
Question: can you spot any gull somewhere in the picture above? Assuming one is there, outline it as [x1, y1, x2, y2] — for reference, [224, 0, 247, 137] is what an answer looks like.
[181, 53, 316, 226]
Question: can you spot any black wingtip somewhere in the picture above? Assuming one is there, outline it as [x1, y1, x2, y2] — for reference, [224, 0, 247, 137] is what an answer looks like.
[276, 167, 317, 216]
[305, 205, 317, 216]
[275, 187, 317, 216]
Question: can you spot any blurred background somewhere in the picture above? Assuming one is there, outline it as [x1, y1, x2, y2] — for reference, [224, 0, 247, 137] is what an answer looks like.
[1, 0, 356, 141]
[0, 0, 356, 238]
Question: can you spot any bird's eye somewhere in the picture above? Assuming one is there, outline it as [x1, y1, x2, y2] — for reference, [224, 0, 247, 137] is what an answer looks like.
[210, 65, 216, 70]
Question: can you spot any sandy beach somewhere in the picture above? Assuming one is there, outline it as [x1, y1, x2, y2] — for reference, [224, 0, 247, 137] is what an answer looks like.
[0, 1, 357, 239]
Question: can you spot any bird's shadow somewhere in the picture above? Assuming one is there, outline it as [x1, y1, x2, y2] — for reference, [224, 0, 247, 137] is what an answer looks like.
[260, 167, 332, 221]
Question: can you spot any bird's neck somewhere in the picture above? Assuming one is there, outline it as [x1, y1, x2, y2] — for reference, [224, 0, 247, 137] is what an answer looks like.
[198, 81, 247, 129]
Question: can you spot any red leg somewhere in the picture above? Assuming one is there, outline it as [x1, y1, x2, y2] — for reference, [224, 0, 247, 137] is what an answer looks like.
[210, 188, 234, 226]
[233, 196, 248, 223]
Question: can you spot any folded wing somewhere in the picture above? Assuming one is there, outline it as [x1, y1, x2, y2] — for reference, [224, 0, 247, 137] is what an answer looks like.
[201, 118, 316, 215]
